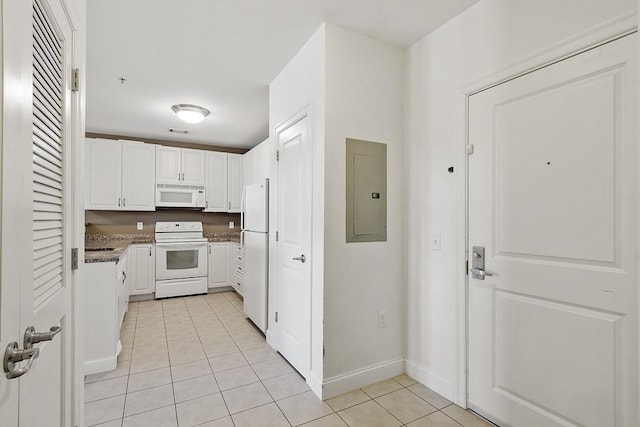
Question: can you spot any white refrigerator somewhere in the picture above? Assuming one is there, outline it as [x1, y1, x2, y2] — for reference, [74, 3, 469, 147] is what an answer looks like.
[242, 178, 269, 333]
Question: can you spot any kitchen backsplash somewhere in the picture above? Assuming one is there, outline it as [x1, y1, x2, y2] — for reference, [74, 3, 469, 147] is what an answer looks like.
[85, 210, 241, 235]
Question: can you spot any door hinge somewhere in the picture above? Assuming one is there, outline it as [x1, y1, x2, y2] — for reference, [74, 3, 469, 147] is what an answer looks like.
[275, 231, 279, 242]
[275, 312, 278, 323]
[276, 150, 279, 162]
[466, 144, 474, 155]
[71, 68, 80, 92]
[71, 248, 78, 270]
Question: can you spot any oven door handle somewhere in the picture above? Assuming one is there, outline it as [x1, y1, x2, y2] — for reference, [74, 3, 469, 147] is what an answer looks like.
[156, 243, 206, 249]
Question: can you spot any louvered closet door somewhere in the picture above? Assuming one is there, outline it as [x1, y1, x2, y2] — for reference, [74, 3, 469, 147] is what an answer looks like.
[20, 0, 74, 425]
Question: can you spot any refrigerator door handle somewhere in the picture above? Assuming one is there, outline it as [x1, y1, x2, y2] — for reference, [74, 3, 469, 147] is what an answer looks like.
[240, 186, 246, 231]
[240, 230, 245, 248]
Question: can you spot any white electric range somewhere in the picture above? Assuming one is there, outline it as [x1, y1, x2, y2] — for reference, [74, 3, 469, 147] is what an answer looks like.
[155, 221, 208, 299]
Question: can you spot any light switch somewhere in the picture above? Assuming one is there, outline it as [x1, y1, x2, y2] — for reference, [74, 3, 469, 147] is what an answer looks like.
[229, 221, 235, 229]
[432, 234, 441, 250]
[136, 222, 143, 231]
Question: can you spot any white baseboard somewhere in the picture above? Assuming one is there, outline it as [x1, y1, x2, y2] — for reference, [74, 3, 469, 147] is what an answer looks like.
[84, 355, 117, 376]
[321, 357, 404, 399]
[404, 359, 455, 403]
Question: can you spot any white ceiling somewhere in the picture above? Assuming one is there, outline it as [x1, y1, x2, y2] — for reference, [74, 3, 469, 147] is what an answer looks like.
[86, 0, 478, 149]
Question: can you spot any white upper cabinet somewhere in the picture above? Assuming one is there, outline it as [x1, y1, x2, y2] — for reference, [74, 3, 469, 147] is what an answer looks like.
[243, 137, 270, 189]
[121, 140, 156, 211]
[182, 148, 206, 185]
[204, 151, 228, 212]
[156, 146, 205, 186]
[156, 146, 182, 184]
[86, 138, 122, 210]
[243, 148, 253, 188]
[227, 153, 243, 212]
[86, 138, 156, 211]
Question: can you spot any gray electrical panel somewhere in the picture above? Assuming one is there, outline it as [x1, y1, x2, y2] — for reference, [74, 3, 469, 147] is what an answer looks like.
[346, 138, 387, 243]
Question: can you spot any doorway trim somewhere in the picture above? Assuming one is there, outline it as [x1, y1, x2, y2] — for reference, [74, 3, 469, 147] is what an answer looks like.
[454, 10, 639, 408]
[54, 0, 86, 424]
[269, 105, 322, 396]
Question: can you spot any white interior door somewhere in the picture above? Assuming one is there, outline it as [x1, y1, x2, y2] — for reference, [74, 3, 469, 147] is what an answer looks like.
[468, 34, 638, 427]
[1, 0, 75, 425]
[275, 116, 312, 377]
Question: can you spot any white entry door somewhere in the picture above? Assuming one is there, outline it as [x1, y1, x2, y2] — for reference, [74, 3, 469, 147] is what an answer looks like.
[468, 34, 638, 427]
[275, 116, 312, 377]
[0, 0, 75, 426]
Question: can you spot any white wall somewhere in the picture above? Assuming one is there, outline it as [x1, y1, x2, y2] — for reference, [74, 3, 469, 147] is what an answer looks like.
[405, 0, 638, 404]
[268, 23, 406, 398]
[269, 25, 326, 392]
[322, 24, 405, 396]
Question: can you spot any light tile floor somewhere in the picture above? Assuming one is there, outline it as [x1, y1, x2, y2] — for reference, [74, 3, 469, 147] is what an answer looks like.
[85, 292, 493, 427]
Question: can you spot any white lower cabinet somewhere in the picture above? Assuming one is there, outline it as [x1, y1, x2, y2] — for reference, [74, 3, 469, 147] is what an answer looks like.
[227, 242, 244, 295]
[84, 251, 129, 375]
[208, 243, 228, 288]
[128, 244, 156, 296]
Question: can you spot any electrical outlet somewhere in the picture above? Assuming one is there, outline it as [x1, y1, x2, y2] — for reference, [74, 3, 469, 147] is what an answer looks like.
[136, 222, 143, 231]
[229, 221, 235, 229]
[377, 311, 387, 328]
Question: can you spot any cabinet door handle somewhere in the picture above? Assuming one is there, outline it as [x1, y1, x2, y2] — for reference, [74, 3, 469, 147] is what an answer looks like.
[178, 172, 181, 181]
[123, 198, 126, 208]
[118, 198, 121, 207]
[149, 247, 152, 256]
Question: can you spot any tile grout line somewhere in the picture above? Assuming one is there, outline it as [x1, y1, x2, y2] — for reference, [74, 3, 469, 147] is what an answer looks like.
[205, 293, 271, 415]
[92, 293, 476, 427]
[201, 294, 241, 425]
[158, 300, 177, 426]
[119, 302, 138, 427]
[205, 294, 243, 427]
[207, 292, 292, 426]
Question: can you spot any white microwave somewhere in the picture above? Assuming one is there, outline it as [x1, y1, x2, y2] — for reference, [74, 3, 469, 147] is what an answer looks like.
[156, 184, 206, 208]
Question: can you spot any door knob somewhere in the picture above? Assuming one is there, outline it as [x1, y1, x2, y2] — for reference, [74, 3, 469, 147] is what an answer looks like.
[470, 268, 493, 280]
[292, 254, 306, 263]
[3, 342, 39, 379]
[24, 325, 61, 349]
[470, 245, 494, 280]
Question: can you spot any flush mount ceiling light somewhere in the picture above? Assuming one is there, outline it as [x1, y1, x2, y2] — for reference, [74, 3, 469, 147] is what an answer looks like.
[171, 104, 210, 124]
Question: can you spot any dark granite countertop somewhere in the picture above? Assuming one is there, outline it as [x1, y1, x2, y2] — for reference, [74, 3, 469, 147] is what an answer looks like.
[85, 232, 241, 263]
[205, 232, 241, 243]
[85, 234, 154, 263]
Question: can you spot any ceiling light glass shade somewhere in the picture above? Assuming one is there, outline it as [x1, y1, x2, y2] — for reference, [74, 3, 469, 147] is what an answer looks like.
[171, 104, 210, 124]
